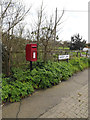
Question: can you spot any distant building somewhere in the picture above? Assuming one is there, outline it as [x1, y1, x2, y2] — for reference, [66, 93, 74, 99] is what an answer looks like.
[83, 48, 88, 51]
[83, 47, 90, 52]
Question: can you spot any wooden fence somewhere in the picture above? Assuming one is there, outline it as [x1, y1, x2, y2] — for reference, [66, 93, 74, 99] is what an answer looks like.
[2, 48, 90, 75]
[10, 49, 90, 67]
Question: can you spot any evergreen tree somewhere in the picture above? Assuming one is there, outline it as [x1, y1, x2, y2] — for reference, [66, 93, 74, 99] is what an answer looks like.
[70, 33, 86, 50]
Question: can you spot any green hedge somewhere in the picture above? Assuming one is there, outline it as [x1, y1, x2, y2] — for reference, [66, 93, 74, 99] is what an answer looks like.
[2, 57, 90, 103]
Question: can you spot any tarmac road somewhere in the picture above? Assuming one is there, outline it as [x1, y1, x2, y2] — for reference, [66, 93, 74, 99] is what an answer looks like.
[2, 68, 89, 118]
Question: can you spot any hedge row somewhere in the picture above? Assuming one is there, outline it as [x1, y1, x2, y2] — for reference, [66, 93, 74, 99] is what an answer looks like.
[2, 57, 90, 102]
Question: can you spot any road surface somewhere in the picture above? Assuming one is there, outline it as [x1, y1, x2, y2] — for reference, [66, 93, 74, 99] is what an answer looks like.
[2, 68, 89, 118]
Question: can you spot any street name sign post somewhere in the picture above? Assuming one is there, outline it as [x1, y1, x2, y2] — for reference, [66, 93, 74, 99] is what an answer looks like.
[58, 55, 69, 62]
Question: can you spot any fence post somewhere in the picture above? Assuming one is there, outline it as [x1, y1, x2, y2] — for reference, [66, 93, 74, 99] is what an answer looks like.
[86, 51, 88, 57]
[80, 52, 82, 57]
[76, 51, 78, 57]
[65, 51, 67, 55]
[65, 51, 69, 62]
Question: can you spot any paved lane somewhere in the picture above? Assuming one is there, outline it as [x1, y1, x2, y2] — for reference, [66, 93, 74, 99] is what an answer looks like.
[2, 69, 88, 118]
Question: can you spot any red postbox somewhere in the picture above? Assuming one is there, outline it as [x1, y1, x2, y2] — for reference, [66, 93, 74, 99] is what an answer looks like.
[26, 43, 37, 61]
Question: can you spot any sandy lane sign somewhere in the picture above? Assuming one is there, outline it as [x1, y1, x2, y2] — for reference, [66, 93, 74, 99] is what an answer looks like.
[58, 55, 69, 60]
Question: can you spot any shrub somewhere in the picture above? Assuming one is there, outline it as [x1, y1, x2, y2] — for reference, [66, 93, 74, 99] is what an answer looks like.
[2, 57, 89, 103]
[59, 62, 73, 80]
[2, 77, 34, 102]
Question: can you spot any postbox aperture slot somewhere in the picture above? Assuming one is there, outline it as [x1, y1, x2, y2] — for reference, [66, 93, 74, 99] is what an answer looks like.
[32, 46, 37, 48]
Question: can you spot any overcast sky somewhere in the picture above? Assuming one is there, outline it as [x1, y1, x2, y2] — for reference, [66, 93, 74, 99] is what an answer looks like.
[21, 0, 89, 43]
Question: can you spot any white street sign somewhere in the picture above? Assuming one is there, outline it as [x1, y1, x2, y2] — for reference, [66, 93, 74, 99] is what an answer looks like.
[58, 55, 69, 60]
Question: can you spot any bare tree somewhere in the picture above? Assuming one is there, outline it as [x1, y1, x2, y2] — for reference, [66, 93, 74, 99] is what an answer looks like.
[39, 9, 64, 62]
[36, 2, 44, 45]
[30, 4, 64, 62]
[1, 0, 31, 76]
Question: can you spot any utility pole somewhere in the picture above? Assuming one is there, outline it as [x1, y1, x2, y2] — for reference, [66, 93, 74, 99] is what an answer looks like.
[54, 8, 57, 50]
